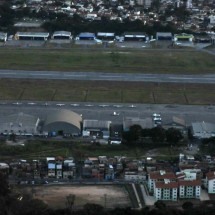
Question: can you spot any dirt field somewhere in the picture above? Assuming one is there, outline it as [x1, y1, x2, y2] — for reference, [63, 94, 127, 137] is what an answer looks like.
[22, 185, 131, 209]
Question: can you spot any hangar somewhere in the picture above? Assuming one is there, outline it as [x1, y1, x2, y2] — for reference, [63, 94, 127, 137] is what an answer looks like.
[52, 31, 72, 40]
[97, 32, 115, 41]
[82, 119, 111, 139]
[43, 109, 82, 136]
[123, 32, 147, 41]
[78, 32, 96, 40]
[0, 112, 40, 136]
[191, 122, 215, 139]
[0, 32, 7, 42]
[156, 32, 172, 41]
[14, 32, 49, 40]
[174, 33, 194, 42]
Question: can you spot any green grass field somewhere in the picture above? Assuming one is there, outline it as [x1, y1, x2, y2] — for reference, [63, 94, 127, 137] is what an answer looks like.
[0, 79, 214, 105]
[0, 48, 215, 74]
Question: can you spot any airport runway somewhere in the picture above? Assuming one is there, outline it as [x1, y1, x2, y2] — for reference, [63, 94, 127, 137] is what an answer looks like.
[0, 70, 215, 84]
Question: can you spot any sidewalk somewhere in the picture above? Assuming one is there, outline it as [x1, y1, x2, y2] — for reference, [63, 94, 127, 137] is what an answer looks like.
[140, 184, 156, 206]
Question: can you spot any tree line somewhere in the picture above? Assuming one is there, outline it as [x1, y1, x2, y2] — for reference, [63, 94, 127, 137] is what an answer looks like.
[122, 125, 183, 145]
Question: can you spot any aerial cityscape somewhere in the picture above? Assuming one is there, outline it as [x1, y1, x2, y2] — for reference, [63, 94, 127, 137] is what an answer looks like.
[0, 0, 215, 214]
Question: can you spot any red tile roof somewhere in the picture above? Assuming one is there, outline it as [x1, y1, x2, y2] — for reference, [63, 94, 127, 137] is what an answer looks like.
[206, 171, 215, 180]
[149, 171, 176, 180]
[155, 181, 178, 189]
[178, 180, 201, 186]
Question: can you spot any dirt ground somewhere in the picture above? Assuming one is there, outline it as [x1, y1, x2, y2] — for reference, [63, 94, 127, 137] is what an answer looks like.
[22, 185, 131, 209]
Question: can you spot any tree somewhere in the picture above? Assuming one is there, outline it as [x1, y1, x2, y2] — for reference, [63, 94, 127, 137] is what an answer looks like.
[182, 201, 193, 210]
[151, 126, 166, 143]
[123, 124, 142, 143]
[154, 200, 166, 209]
[166, 128, 183, 144]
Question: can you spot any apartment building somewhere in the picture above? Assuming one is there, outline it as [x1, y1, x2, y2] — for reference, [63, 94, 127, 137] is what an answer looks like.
[205, 171, 215, 194]
[148, 170, 176, 193]
[155, 180, 178, 201]
[178, 180, 201, 199]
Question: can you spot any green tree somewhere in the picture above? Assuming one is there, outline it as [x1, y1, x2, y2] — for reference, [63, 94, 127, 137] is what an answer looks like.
[166, 128, 183, 144]
[151, 126, 166, 143]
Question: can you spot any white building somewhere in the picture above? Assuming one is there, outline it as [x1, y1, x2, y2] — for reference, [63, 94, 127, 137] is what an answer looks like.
[205, 172, 215, 194]
[155, 180, 178, 201]
[178, 180, 201, 199]
[191, 122, 215, 139]
[148, 170, 176, 193]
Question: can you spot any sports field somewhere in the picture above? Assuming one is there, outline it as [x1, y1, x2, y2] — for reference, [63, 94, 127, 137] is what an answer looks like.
[21, 185, 131, 209]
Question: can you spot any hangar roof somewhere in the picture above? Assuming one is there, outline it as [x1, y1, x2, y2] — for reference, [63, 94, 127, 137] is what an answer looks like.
[53, 31, 71, 37]
[15, 32, 49, 37]
[0, 112, 39, 134]
[44, 109, 82, 130]
[192, 122, 215, 138]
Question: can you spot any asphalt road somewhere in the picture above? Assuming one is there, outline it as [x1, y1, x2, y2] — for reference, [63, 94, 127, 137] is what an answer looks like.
[0, 70, 215, 83]
[0, 101, 214, 126]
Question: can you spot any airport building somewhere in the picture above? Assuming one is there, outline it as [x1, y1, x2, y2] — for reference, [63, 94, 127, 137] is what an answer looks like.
[0, 32, 7, 42]
[82, 119, 111, 139]
[14, 32, 49, 40]
[123, 32, 147, 41]
[0, 112, 40, 136]
[52, 31, 72, 40]
[156, 32, 172, 41]
[43, 109, 82, 136]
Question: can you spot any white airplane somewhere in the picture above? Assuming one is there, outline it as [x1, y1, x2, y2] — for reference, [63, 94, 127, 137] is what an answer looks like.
[70, 103, 80, 107]
[149, 39, 156, 42]
[128, 104, 137, 108]
[94, 38, 102, 44]
[112, 111, 120, 116]
[28, 102, 36, 105]
[142, 46, 146, 48]
[99, 104, 109, 107]
[43, 102, 49, 106]
[85, 104, 94, 107]
[113, 105, 123, 108]
[13, 102, 22, 105]
[176, 42, 182, 45]
[152, 113, 161, 117]
[56, 103, 65, 106]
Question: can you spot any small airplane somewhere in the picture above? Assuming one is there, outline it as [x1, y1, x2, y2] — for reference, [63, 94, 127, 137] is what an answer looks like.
[112, 111, 120, 116]
[128, 104, 137, 108]
[27, 102, 36, 105]
[13, 102, 22, 105]
[70, 103, 80, 107]
[175, 42, 182, 45]
[113, 105, 123, 108]
[94, 38, 102, 44]
[99, 104, 109, 107]
[56, 103, 65, 106]
[43, 102, 49, 106]
[85, 104, 94, 107]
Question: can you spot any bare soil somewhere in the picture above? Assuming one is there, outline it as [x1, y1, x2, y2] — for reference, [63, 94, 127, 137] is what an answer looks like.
[23, 185, 131, 209]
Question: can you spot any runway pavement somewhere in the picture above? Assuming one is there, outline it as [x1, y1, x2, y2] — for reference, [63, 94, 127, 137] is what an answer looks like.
[0, 70, 215, 83]
[0, 101, 214, 126]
